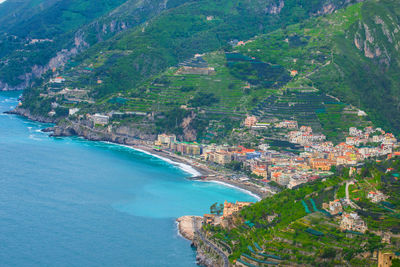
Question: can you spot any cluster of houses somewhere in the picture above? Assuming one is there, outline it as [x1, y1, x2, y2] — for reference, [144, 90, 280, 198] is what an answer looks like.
[340, 212, 368, 233]
[322, 199, 343, 215]
[367, 191, 388, 203]
[287, 126, 326, 146]
[155, 122, 399, 189]
[155, 133, 327, 188]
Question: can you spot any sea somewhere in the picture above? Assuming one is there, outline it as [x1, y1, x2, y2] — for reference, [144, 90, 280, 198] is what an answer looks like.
[0, 91, 257, 267]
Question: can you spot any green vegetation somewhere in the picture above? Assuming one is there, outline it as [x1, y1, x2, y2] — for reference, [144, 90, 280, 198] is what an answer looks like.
[0, 0, 128, 86]
[21, 0, 357, 96]
[204, 158, 400, 265]
[237, 0, 400, 135]
[210, 202, 224, 216]
[13, 0, 400, 143]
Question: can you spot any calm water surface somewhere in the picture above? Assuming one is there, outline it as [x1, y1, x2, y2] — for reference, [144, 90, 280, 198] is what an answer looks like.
[0, 91, 256, 266]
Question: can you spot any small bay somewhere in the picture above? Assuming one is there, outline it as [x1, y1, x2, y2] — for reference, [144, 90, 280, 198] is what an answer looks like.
[0, 91, 256, 267]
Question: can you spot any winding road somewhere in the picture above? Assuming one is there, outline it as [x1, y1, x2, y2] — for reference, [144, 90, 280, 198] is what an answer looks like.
[345, 180, 361, 209]
[193, 220, 229, 267]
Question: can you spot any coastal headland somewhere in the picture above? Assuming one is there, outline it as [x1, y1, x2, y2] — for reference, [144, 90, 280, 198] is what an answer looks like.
[176, 215, 202, 241]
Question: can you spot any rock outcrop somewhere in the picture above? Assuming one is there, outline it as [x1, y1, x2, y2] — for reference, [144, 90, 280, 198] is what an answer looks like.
[5, 107, 57, 123]
[177, 216, 226, 267]
[176, 216, 202, 241]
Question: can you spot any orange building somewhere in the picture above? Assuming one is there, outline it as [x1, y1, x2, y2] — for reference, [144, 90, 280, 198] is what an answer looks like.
[244, 116, 258, 127]
[309, 158, 335, 171]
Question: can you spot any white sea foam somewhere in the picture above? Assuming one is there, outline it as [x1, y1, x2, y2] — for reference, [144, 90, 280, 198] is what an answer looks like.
[206, 180, 261, 201]
[175, 221, 184, 239]
[28, 134, 42, 141]
[131, 147, 201, 177]
[107, 143, 201, 177]
[102, 142, 260, 199]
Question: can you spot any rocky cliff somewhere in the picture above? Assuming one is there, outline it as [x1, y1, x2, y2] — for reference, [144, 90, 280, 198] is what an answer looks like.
[6, 107, 57, 123]
[177, 216, 227, 267]
[46, 119, 157, 146]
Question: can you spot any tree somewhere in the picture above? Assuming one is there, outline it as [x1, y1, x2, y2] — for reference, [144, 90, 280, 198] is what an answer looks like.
[392, 259, 400, 267]
[210, 202, 224, 216]
[321, 248, 336, 258]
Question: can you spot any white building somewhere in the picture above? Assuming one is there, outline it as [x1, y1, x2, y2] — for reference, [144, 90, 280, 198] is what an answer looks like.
[157, 134, 177, 146]
[91, 114, 109, 125]
[69, 108, 80, 116]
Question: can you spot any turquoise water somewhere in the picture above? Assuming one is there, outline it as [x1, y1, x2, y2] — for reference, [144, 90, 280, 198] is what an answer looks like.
[0, 91, 256, 266]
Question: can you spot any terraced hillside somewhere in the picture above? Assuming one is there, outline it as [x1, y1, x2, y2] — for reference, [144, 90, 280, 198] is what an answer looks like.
[235, 0, 400, 135]
[19, 0, 360, 93]
[204, 158, 400, 266]
[17, 0, 400, 143]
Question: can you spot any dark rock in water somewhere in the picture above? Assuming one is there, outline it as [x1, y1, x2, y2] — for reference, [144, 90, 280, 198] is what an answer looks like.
[42, 127, 55, 133]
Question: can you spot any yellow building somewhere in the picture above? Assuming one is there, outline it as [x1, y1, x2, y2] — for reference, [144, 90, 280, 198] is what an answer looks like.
[223, 200, 253, 218]
[252, 167, 267, 178]
[378, 251, 399, 267]
[157, 134, 176, 146]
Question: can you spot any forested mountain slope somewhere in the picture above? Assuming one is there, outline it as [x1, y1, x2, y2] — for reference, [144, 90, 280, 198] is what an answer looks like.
[235, 0, 400, 134]
[17, 0, 400, 142]
[58, 0, 362, 98]
[0, 0, 172, 90]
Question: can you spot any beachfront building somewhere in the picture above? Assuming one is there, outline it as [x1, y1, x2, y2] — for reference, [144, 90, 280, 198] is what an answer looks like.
[206, 151, 232, 165]
[170, 142, 202, 156]
[156, 134, 177, 147]
[252, 166, 267, 178]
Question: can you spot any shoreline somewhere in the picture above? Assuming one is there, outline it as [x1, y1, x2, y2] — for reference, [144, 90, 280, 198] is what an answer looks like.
[8, 106, 265, 200]
[205, 180, 262, 201]
[113, 142, 265, 200]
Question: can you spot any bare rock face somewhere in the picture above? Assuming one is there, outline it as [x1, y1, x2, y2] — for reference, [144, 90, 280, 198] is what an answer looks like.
[6, 107, 56, 123]
[181, 113, 197, 141]
[176, 216, 202, 241]
[266, 0, 285, 15]
[0, 31, 88, 91]
[45, 119, 157, 147]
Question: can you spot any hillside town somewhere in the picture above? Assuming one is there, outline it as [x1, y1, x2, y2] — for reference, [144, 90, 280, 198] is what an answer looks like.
[154, 117, 399, 190]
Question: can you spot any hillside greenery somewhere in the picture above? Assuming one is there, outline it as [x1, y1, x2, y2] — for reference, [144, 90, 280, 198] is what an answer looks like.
[204, 157, 400, 265]
[236, 0, 400, 135]
[0, 0, 163, 87]
[48, 0, 359, 98]
[17, 0, 400, 144]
